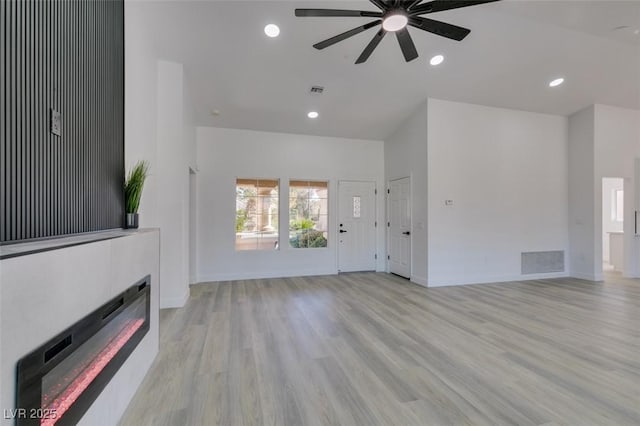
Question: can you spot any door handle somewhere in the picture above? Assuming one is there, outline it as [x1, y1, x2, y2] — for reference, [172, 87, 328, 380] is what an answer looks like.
[402, 231, 411, 235]
[339, 229, 347, 233]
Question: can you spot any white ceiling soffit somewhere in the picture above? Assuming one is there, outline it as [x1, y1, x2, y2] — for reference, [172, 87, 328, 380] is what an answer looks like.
[131, 0, 640, 140]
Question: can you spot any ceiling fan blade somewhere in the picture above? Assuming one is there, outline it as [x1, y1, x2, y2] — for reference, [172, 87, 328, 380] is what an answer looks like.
[313, 20, 382, 50]
[369, 0, 389, 11]
[295, 9, 383, 18]
[410, 0, 499, 16]
[409, 16, 470, 41]
[405, 0, 424, 10]
[395, 28, 419, 62]
[355, 29, 387, 64]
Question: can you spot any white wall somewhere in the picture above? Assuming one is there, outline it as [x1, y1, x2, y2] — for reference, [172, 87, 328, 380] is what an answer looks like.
[184, 74, 198, 285]
[602, 178, 624, 262]
[125, 0, 158, 226]
[155, 61, 193, 307]
[196, 127, 385, 281]
[126, 0, 196, 308]
[427, 99, 569, 286]
[568, 104, 640, 279]
[594, 105, 640, 277]
[385, 102, 429, 285]
[568, 106, 597, 279]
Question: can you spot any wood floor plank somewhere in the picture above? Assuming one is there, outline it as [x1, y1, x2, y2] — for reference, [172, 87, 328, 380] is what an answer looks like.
[119, 272, 640, 426]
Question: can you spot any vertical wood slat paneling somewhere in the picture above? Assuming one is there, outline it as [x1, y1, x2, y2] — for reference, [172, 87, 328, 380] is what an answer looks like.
[1, 0, 6, 242]
[0, 0, 5, 242]
[1, 0, 124, 243]
[17, 0, 24, 239]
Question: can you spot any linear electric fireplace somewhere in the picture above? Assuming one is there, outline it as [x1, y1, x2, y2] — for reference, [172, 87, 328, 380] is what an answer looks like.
[15, 276, 150, 426]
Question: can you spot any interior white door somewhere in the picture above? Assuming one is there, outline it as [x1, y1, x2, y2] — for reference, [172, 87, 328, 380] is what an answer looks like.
[389, 177, 411, 278]
[338, 181, 377, 272]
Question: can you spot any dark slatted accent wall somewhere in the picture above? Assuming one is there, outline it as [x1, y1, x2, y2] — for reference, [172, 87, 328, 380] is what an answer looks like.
[1, 0, 124, 243]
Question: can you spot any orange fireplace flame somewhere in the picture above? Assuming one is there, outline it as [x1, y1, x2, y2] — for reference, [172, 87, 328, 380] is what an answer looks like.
[41, 318, 145, 426]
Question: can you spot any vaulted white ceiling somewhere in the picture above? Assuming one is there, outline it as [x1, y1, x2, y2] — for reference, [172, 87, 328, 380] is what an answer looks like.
[136, 0, 640, 140]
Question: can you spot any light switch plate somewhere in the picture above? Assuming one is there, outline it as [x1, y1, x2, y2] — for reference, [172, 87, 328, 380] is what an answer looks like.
[50, 108, 61, 136]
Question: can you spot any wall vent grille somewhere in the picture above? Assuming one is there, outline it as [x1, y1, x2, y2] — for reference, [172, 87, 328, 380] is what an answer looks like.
[521, 251, 565, 274]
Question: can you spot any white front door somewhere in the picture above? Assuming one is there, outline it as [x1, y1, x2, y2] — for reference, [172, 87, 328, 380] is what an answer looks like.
[338, 181, 377, 272]
[388, 177, 411, 278]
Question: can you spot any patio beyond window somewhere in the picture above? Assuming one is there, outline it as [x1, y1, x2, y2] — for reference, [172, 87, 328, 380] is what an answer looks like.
[235, 179, 279, 251]
[289, 180, 328, 248]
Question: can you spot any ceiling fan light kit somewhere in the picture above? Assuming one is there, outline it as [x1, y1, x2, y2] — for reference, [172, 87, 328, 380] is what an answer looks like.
[295, 0, 500, 64]
[382, 13, 409, 32]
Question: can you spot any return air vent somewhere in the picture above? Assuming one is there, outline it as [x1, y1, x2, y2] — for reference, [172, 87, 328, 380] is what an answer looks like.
[521, 251, 565, 274]
[310, 86, 324, 94]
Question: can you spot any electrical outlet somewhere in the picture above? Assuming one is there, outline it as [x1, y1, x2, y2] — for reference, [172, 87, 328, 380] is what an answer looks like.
[50, 108, 61, 136]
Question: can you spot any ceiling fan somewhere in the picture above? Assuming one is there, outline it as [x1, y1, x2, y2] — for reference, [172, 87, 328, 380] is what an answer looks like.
[295, 1, 499, 64]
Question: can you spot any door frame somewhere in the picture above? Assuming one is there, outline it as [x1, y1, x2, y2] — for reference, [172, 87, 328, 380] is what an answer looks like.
[386, 176, 412, 278]
[337, 180, 378, 273]
[189, 167, 198, 284]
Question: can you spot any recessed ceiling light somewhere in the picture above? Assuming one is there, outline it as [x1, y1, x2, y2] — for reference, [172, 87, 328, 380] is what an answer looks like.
[430, 54, 444, 66]
[264, 24, 280, 38]
[307, 111, 319, 119]
[549, 77, 564, 88]
[382, 13, 408, 32]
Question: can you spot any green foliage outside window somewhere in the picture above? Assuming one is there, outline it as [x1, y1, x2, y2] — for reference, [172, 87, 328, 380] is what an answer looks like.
[289, 181, 328, 248]
[289, 218, 315, 230]
[289, 230, 327, 248]
[236, 209, 249, 232]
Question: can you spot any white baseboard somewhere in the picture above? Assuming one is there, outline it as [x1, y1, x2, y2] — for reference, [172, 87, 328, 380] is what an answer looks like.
[569, 271, 603, 282]
[196, 270, 574, 287]
[410, 275, 428, 287]
[427, 272, 569, 288]
[160, 287, 189, 308]
[197, 267, 338, 283]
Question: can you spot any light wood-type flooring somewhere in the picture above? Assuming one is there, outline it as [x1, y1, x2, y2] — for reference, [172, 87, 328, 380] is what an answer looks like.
[119, 272, 640, 426]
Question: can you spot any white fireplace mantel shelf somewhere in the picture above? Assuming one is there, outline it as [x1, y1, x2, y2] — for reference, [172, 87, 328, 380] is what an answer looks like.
[0, 228, 157, 260]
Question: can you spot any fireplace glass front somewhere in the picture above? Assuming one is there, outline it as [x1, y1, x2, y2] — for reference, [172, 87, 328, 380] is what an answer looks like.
[16, 276, 150, 426]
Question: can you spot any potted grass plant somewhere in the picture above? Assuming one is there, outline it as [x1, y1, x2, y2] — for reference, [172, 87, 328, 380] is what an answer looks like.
[124, 160, 149, 229]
